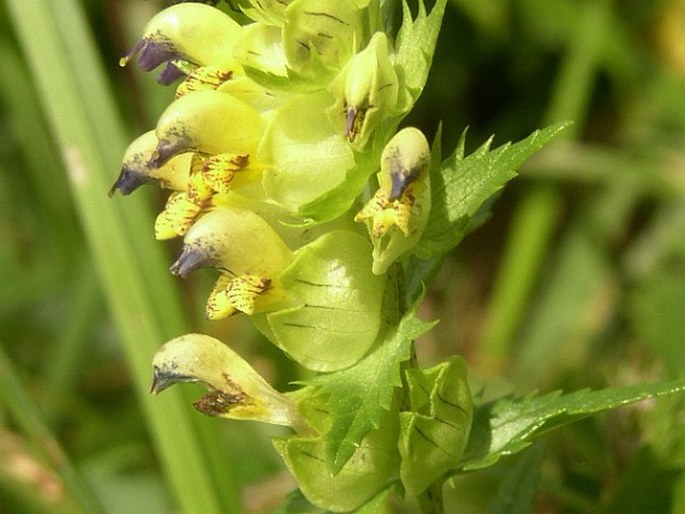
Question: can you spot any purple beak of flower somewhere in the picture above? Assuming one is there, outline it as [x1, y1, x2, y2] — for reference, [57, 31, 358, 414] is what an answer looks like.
[121, 38, 187, 85]
[108, 166, 149, 197]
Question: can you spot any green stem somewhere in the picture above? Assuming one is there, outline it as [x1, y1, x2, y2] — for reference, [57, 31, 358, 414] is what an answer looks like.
[417, 481, 445, 514]
[391, 263, 446, 513]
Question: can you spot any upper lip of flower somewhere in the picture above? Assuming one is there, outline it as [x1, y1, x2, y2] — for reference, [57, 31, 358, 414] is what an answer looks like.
[108, 166, 150, 197]
[122, 37, 189, 85]
[150, 365, 197, 394]
[148, 138, 190, 169]
[169, 244, 216, 278]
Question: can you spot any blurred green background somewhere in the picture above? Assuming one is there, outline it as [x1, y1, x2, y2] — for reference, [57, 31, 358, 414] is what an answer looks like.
[1, 0, 685, 512]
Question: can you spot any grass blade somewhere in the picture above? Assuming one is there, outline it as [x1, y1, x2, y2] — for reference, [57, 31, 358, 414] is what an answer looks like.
[0, 343, 105, 514]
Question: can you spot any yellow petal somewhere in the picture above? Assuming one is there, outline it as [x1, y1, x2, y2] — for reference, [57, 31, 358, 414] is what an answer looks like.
[154, 192, 203, 240]
[201, 153, 250, 194]
[206, 274, 272, 319]
[175, 66, 235, 98]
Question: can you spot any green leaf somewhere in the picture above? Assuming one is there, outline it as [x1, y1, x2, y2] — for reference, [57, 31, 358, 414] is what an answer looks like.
[305, 298, 435, 474]
[394, 0, 448, 112]
[416, 122, 570, 258]
[459, 379, 685, 471]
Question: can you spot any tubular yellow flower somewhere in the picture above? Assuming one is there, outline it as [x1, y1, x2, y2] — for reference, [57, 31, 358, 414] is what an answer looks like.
[152, 333, 313, 434]
[120, 3, 244, 83]
[169, 205, 294, 317]
[355, 127, 432, 274]
[151, 89, 264, 167]
[109, 130, 193, 196]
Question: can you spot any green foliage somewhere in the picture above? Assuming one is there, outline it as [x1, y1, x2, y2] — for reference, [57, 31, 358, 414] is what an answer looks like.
[461, 380, 685, 472]
[394, 0, 447, 110]
[417, 121, 571, 258]
[305, 296, 434, 473]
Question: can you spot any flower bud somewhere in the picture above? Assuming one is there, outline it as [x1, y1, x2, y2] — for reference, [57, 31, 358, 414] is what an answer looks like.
[327, 32, 399, 148]
[355, 127, 432, 274]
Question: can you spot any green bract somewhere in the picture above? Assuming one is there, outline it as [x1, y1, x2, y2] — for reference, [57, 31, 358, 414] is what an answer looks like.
[399, 357, 473, 495]
[282, 0, 363, 77]
[252, 230, 385, 371]
[274, 395, 399, 512]
[327, 32, 399, 148]
[260, 90, 355, 211]
[240, 0, 293, 26]
[233, 23, 288, 78]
